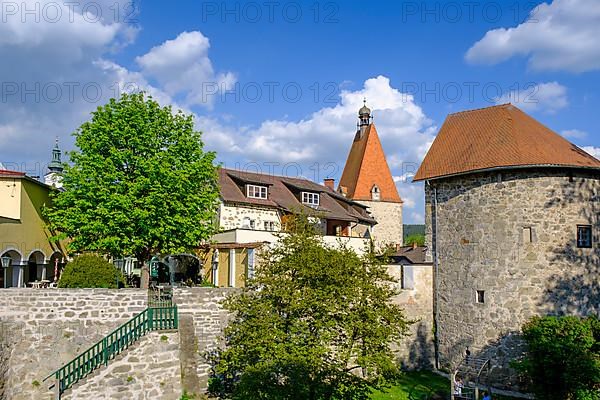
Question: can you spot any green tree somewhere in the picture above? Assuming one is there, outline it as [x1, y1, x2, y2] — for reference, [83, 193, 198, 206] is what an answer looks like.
[512, 316, 600, 400]
[404, 234, 425, 247]
[210, 216, 413, 400]
[46, 93, 220, 271]
[58, 254, 124, 288]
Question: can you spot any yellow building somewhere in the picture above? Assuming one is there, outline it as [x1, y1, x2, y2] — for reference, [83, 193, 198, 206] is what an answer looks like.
[0, 166, 66, 288]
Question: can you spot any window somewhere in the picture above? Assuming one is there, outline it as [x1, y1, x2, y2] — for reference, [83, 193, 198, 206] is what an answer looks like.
[242, 217, 255, 230]
[302, 192, 320, 207]
[371, 185, 380, 201]
[522, 227, 533, 243]
[476, 290, 485, 304]
[577, 225, 592, 248]
[264, 221, 275, 231]
[246, 184, 267, 199]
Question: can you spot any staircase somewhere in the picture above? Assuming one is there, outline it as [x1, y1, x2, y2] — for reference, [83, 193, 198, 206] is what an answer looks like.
[451, 356, 491, 400]
[44, 295, 178, 399]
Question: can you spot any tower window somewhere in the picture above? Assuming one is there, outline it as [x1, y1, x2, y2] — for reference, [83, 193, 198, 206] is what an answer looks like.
[577, 225, 592, 248]
[371, 185, 380, 201]
[476, 290, 485, 304]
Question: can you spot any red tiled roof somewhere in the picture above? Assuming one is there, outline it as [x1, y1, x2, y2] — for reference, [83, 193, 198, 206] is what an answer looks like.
[0, 169, 25, 177]
[414, 104, 600, 181]
[338, 124, 402, 203]
[218, 168, 376, 225]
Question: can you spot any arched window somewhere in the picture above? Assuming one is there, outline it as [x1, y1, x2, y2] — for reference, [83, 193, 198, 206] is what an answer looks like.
[371, 185, 380, 201]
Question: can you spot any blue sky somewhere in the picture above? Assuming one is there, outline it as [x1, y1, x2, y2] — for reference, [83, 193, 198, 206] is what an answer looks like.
[1, 0, 599, 223]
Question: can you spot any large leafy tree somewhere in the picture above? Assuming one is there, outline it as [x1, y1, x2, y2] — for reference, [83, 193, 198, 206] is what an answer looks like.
[210, 216, 413, 400]
[46, 93, 220, 268]
[513, 316, 600, 400]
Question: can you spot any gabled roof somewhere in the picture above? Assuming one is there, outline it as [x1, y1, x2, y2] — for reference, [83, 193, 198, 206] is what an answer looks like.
[218, 168, 376, 225]
[338, 124, 402, 203]
[389, 245, 429, 265]
[414, 104, 600, 181]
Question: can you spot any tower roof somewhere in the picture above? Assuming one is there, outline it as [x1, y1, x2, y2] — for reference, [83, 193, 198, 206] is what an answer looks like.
[338, 123, 402, 203]
[414, 104, 600, 181]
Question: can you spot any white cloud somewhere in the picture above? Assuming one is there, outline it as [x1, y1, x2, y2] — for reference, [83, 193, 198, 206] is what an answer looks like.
[466, 0, 600, 72]
[582, 146, 600, 159]
[136, 31, 236, 107]
[495, 82, 568, 113]
[561, 129, 588, 139]
[199, 76, 436, 223]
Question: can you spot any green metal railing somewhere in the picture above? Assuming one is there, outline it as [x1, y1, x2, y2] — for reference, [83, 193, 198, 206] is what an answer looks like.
[44, 305, 178, 398]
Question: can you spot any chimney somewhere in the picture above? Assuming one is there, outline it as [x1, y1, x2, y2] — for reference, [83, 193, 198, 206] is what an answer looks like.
[324, 178, 335, 190]
[412, 241, 418, 249]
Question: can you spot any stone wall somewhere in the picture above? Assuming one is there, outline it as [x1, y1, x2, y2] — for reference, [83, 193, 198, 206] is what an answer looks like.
[0, 289, 147, 400]
[425, 169, 600, 389]
[218, 203, 280, 231]
[174, 288, 233, 392]
[359, 200, 403, 247]
[0, 282, 434, 398]
[64, 332, 181, 400]
[387, 264, 435, 369]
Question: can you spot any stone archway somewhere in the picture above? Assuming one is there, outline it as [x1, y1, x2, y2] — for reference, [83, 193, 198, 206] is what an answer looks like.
[27, 250, 46, 284]
[1, 249, 23, 288]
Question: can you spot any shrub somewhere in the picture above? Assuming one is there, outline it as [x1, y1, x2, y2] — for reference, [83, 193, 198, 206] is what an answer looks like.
[58, 255, 125, 288]
[512, 315, 600, 400]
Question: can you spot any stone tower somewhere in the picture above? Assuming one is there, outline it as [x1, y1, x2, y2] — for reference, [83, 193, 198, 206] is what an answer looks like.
[415, 104, 600, 389]
[44, 138, 64, 189]
[338, 101, 403, 248]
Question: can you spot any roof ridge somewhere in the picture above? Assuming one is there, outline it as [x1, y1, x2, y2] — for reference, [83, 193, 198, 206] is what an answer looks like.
[448, 103, 512, 116]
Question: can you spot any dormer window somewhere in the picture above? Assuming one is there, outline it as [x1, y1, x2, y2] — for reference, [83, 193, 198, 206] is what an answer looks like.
[302, 192, 320, 207]
[371, 185, 380, 201]
[247, 184, 267, 199]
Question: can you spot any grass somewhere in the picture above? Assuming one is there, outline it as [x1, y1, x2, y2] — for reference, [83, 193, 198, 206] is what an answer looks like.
[371, 371, 447, 400]
[371, 371, 522, 400]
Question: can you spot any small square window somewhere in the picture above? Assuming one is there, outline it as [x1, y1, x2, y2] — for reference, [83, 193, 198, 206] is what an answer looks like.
[577, 225, 592, 248]
[476, 290, 485, 304]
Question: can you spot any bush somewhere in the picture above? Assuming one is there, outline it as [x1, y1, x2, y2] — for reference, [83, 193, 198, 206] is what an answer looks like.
[58, 255, 125, 288]
[512, 316, 600, 400]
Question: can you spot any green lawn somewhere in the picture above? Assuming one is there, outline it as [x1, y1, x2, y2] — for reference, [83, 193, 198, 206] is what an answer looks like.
[371, 371, 448, 400]
[371, 371, 522, 400]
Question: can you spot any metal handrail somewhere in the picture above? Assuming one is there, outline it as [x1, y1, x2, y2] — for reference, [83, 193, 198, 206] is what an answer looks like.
[43, 305, 178, 398]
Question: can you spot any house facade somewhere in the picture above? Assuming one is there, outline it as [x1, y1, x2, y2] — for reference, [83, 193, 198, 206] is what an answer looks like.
[415, 104, 600, 389]
[205, 167, 377, 287]
[338, 102, 404, 248]
[0, 168, 67, 288]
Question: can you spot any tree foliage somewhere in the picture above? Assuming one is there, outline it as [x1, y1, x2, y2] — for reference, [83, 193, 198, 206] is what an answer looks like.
[45, 93, 220, 262]
[403, 234, 425, 247]
[210, 216, 414, 400]
[58, 254, 125, 288]
[512, 315, 600, 400]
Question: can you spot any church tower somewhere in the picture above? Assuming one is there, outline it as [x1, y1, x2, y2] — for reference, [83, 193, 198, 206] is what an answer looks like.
[338, 101, 403, 248]
[44, 138, 64, 189]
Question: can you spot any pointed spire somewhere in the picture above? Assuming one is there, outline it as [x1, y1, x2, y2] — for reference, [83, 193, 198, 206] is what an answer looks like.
[48, 137, 63, 173]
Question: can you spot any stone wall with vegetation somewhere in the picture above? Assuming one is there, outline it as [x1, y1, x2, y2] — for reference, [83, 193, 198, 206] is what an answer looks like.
[425, 169, 600, 390]
[0, 283, 434, 398]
